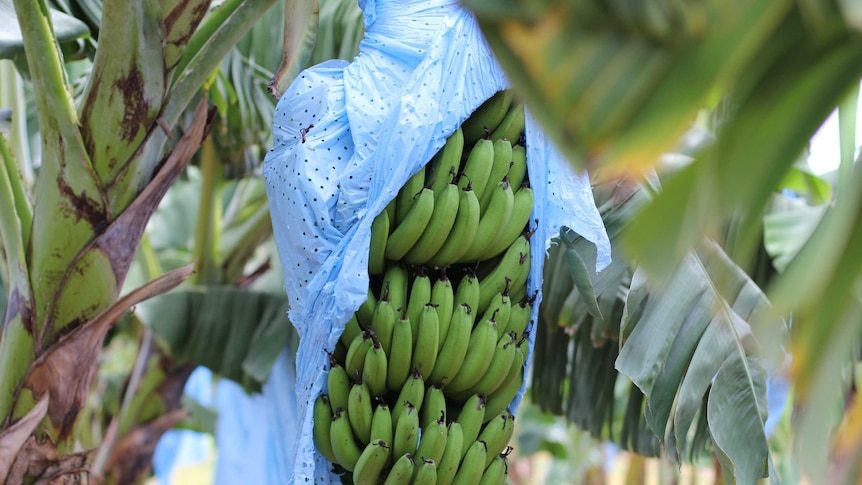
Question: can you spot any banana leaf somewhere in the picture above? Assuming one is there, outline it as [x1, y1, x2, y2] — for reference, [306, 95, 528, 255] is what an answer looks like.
[763, 193, 828, 273]
[535, 177, 784, 483]
[136, 287, 294, 393]
[0, 0, 90, 60]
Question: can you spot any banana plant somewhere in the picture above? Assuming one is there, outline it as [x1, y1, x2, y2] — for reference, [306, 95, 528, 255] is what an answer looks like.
[0, 0, 291, 482]
[535, 171, 790, 482]
[465, 1, 862, 483]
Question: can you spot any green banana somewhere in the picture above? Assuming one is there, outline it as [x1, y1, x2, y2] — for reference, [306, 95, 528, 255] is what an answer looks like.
[385, 198, 397, 228]
[454, 273, 480, 319]
[507, 245, 531, 303]
[348, 377, 374, 444]
[430, 128, 464, 197]
[340, 315, 363, 349]
[485, 186, 534, 259]
[396, 166, 427, 225]
[392, 372, 425, 425]
[386, 188, 435, 261]
[405, 182, 461, 265]
[368, 209, 390, 275]
[490, 102, 525, 143]
[415, 414, 449, 464]
[505, 297, 533, 339]
[327, 357, 351, 413]
[451, 331, 517, 400]
[457, 138, 494, 203]
[481, 139, 514, 211]
[330, 407, 362, 471]
[444, 313, 498, 394]
[422, 384, 447, 429]
[480, 292, 511, 341]
[458, 178, 515, 263]
[363, 340, 389, 397]
[356, 288, 377, 329]
[370, 400, 394, 451]
[437, 422, 464, 484]
[477, 235, 530, 314]
[345, 330, 375, 379]
[428, 303, 473, 385]
[483, 335, 526, 423]
[452, 440, 488, 485]
[461, 90, 514, 146]
[483, 362, 524, 422]
[455, 394, 487, 457]
[478, 454, 507, 485]
[387, 314, 413, 392]
[333, 339, 348, 364]
[405, 271, 432, 343]
[313, 394, 338, 464]
[507, 144, 527, 191]
[430, 270, 454, 351]
[371, 297, 396, 356]
[384, 453, 416, 485]
[411, 458, 437, 485]
[477, 410, 515, 469]
[393, 401, 420, 460]
[411, 303, 440, 380]
[353, 440, 391, 485]
[382, 264, 409, 314]
[426, 185, 481, 268]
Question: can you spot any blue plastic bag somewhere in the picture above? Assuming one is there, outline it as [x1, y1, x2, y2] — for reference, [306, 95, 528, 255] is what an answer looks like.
[252, 1, 611, 482]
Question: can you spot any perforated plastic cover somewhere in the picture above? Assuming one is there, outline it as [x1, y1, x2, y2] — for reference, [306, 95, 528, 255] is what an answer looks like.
[238, 1, 611, 482]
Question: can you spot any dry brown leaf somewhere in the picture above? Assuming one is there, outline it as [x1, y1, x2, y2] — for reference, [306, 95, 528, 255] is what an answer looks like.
[0, 395, 48, 483]
[21, 264, 194, 442]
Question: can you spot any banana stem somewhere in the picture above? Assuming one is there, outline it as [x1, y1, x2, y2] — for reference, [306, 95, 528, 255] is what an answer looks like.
[0, 60, 32, 189]
[192, 137, 223, 285]
[837, 83, 858, 201]
[270, 0, 319, 98]
[0, 130, 31, 248]
[222, 202, 273, 283]
[163, 0, 279, 129]
[11, 0, 81, 147]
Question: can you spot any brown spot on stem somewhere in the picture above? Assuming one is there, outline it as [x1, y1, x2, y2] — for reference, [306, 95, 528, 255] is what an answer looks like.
[113, 66, 150, 143]
[56, 175, 107, 231]
[93, 99, 210, 284]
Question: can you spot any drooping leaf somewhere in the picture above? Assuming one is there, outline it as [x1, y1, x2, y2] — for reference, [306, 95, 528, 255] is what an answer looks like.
[0, 395, 47, 483]
[137, 287, 294, 392]
[617, 241, 783, 482]
[707, 354, 771, 483]
[534, 176, 783, 482]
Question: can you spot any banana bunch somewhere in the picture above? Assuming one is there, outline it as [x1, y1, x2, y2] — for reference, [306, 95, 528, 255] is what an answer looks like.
[367, 90, 534, 274]
[316, 91, 535, 484]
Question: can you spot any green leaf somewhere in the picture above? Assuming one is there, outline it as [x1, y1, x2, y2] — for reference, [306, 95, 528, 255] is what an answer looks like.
[0, 0, 90, 60]
[562, 237, 602, 321]
[137, 287, 294, 393]
[616, 241, 781, 483]
[763, 196, 827, 273]
[778, 166, 832, 205]
[707, 355, 770, 483]
[624, 19, 862, 280]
